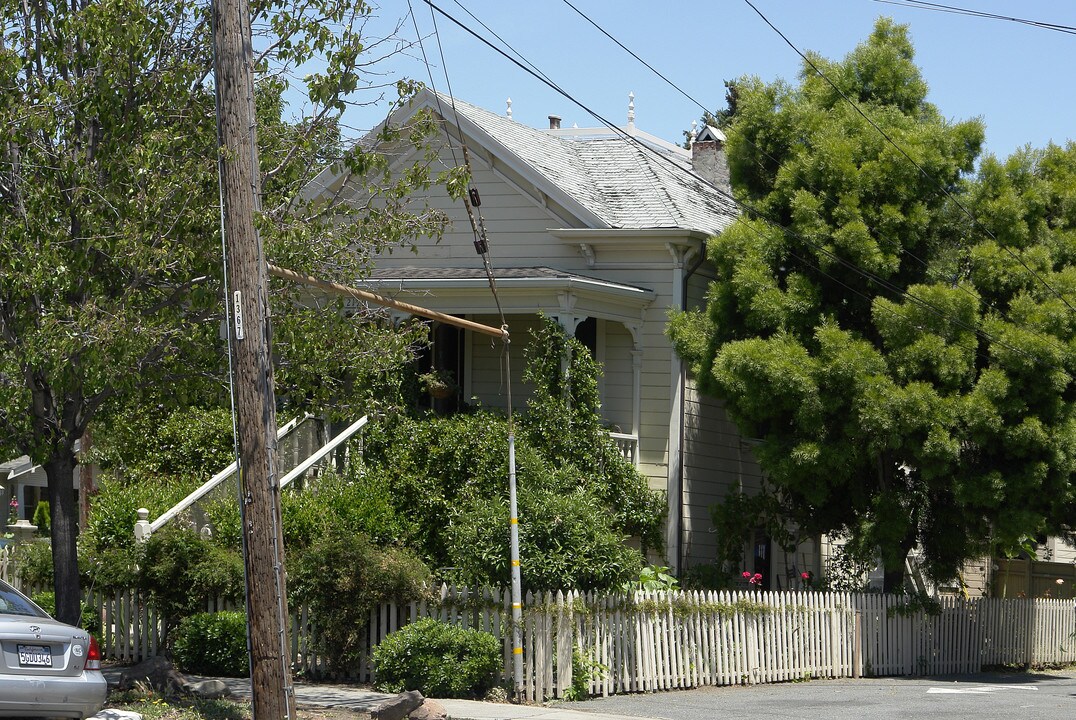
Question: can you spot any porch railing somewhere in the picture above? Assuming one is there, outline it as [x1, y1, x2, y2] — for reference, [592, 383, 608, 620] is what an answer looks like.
[609, 431, 638, 465]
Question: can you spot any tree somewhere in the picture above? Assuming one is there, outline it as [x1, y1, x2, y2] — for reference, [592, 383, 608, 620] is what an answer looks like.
[0, 0, 450, 624]
[669, 18, 1076, 591]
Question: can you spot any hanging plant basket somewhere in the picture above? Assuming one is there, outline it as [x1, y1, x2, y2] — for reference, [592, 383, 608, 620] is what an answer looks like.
[420, 370, 457, 399]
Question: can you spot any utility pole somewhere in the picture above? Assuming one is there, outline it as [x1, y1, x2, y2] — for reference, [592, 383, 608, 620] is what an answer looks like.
[211, 0, 295, 717]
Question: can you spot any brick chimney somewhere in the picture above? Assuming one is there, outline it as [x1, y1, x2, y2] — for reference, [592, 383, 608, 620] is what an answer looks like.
[691, 125, 730, 191]
[548, 115, 562, 130]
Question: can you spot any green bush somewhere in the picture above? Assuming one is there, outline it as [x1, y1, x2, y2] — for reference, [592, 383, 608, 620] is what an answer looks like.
[13, 541, 54, 588]
[32, 501, 50, 534]
[172, 611, 249, 677]
[138, 527, 245, 633]
[288, 526, 431, 674]
[91, 405, 235, 485]
[358, 317, 666, 591]
[444, 486, 643, 591]
[373, 617, 501, 698]
[83, 476, 198, 553]
[280, 468, 411, 550]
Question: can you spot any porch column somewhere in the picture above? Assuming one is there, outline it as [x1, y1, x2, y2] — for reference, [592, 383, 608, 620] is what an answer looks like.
[624, 323, 643, 466]
[666, 243, 697, 575]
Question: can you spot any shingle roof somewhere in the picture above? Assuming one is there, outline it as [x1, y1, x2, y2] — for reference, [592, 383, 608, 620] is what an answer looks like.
[436, 94, 738, 235]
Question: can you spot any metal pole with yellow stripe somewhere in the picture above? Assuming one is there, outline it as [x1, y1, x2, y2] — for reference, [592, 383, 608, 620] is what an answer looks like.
[507, 430, 523, 694]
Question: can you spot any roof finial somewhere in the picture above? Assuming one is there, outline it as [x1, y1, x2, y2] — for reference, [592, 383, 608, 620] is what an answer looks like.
[506, 97, 512, 120]
[690, 119, 697, 147]
[627, 91, 635, 130]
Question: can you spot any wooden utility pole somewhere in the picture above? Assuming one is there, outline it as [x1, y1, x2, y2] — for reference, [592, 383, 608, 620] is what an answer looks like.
[211, 0, 295, 717]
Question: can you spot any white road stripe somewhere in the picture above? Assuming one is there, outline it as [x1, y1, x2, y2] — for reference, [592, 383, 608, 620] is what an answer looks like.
[927, 684, 1039, 694]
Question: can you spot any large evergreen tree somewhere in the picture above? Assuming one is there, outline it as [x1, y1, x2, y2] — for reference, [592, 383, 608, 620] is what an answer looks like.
[0, 0, 449, 623]
[670, 19, 1076, 590]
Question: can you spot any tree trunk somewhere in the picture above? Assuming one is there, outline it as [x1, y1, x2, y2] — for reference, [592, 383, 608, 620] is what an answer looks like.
[882, 532, 918, 594]
[882, 565, 905, 595]
[44, 450, 81, 626]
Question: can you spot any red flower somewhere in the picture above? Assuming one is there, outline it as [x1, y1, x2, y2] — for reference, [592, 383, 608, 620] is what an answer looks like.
[742, 571, 751, 579]
[801, 572, 810, 580]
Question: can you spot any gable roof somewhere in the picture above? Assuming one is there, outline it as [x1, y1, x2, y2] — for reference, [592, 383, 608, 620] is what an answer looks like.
[306, 90, 739, 237]
[425, 92, 738, 236]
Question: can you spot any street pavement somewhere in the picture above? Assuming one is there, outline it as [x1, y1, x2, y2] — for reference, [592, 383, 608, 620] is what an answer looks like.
[550, 670, 1076, 720]
[207, 676, 665, 720]
[105, 669, 1076, 720]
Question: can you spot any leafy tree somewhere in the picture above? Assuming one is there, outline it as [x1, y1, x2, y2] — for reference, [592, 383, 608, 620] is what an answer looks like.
[670, 19, 1076, 590]
[0, 0, 451, 623]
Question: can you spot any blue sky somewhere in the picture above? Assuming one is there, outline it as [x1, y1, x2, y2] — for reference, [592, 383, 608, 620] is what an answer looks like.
[330, 0, 1074, 162]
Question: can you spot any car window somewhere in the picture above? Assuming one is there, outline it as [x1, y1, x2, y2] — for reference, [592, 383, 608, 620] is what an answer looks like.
[0, 580, 48, 618]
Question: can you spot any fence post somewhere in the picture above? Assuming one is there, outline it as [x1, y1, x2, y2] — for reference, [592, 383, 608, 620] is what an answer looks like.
[852, 610, 861, 678]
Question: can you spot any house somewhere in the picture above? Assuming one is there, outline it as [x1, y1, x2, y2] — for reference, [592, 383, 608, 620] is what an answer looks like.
[0, 455, 83, 533]
[304, 89, 825, 586]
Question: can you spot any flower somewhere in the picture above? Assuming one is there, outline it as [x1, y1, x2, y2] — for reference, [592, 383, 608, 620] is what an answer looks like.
[1057, 578, 1065, 585]
[801, 571, 810, 580]
[742, 571, 751, 579]
[749, 573, 763, 586]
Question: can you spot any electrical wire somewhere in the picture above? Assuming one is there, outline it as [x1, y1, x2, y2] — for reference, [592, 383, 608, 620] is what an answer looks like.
[561, 0, 1069, 365]
[874, 0, 1076, 35]
[743, 0, 1076, 315]
[421, 0, 1058, 371]
[413, 1, 524, 695]
[557, 0, 973, 312]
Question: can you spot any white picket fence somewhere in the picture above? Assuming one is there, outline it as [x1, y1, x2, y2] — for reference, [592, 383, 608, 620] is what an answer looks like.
[0, 544, 15, 586]
[3, 564, 1074, 699]
[82, 585, 1076, 699]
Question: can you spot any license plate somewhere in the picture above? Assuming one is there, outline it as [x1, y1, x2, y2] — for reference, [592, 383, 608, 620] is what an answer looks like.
[17, 644, 52, 667]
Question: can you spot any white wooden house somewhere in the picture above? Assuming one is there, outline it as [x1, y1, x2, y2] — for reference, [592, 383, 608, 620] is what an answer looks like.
[305, 90, 817, 585]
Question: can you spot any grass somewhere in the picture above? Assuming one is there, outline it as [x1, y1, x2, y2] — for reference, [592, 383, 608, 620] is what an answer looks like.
[107, 686, 250, 720]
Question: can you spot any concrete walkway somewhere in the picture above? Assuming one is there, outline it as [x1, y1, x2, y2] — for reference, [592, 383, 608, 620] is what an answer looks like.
[103, 667, 660, 720]
[195, 676, 662, 720]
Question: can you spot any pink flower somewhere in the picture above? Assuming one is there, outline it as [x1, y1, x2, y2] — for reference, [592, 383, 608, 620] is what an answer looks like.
[742, 571, 751, 579]
[801, 572, 810, 580]
[8, 498, 16, 509]
[749, 573, 763, 586]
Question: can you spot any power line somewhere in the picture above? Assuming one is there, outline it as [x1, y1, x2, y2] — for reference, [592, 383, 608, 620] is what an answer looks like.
[559, 0, 706, 115]
[743, 0, 1076, 315]
[874, 0, 1076, 35]
[422, 0, 1059, 371]
[555, 0, 1010, 330]
[410, 1, 524, 696]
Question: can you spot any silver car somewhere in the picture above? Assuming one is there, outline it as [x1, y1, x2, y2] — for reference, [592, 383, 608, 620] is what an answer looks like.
[0, 579, 106, 719]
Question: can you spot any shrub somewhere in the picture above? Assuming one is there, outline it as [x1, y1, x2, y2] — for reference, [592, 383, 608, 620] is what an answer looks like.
[138, 527, 245, 634]
[32, 501, 49, 535]
[359, 317, 666, 591]
[280, 468, 411, 550]
[13, 541, 53, 588]
[373, 618, 501, 698]
[83, 476, 198, 553]
[444, 486, 643, 591]
[288, 526, 431, 674]
[172, 611, 249, 677]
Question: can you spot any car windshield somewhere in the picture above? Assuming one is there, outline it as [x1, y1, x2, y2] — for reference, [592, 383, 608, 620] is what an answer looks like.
[0, 579, 48, 618]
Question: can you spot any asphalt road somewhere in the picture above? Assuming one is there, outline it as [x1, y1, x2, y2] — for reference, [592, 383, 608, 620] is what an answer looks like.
[552, 671, 1076, 720]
